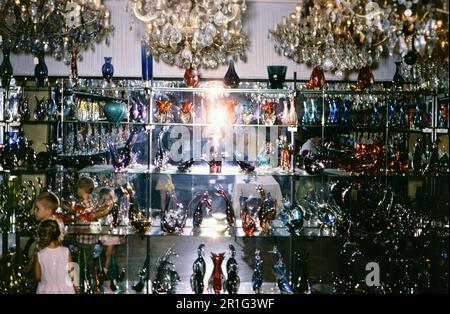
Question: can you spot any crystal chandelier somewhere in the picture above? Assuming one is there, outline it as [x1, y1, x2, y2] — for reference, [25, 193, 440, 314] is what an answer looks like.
[130, 0, 249, 70]
[388, 0, 449, 89]
[269, 0, 390, 75]
[270, 0, 448, 81]
[0, 0, 114, 61]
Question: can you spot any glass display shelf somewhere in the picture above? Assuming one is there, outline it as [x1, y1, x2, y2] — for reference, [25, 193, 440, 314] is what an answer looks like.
[64, 86, 438, 96]
[67, 86, 295, 95]
[152, 122, 298, 128]
[0, 120, 59, 126]
[297, 88, 438, 96]
[63, 218, 448, 239]
[64, 218, 291, 238]
[73, 164, 449, 177]
[67, 90, 128, 103]
[60, 119, 147, 126]
[78, 164, 302, 176]
[151, 86, 295, 94]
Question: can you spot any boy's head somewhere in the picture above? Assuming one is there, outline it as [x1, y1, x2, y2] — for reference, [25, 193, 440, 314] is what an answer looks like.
[98, 187, 115, 207]
[35, 192, 60, 221]
[77, 176, 95, 199]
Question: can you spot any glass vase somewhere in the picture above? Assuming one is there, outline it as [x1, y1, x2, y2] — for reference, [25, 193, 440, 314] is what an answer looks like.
[34, 52, 48, 87]
[0, 47, 13, 88]
[393, 62, 405, 86]
[102, 57, 114, 82]
[223, 60, 240, 88]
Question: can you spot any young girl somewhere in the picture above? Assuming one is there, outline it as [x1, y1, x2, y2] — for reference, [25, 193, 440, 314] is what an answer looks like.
[35, 219, 78, 294]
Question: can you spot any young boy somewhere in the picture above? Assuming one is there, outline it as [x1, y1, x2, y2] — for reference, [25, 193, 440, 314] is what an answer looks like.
[71, 176, 112, 293]
[24, 191, 65, 274]
[34, 191, 65, 242]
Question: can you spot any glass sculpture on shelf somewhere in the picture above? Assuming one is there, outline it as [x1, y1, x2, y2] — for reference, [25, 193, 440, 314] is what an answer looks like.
[252, 249, 263, 294]
[152, 246, 180, 294]
[190, 244, 206, 295]
[160, 191, 187, 234]
[193, 191, 212, 229]
[225, 245, 240, 294]
[215, 186, 235, 230]
[241, 199, 256, 236]
[271, 246, 292, 294]
[208, 252, 225, 294]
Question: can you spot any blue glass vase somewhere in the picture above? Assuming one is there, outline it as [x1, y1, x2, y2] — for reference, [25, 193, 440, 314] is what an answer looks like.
[102, 57, 114, 81]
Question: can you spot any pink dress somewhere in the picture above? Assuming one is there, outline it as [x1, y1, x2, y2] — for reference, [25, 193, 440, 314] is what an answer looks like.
[37, 247, 76, 294]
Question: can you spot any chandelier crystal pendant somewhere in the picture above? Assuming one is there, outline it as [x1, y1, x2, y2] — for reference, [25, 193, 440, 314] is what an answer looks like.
[131, 0, 249, 70]
[0, 0, 114, 64]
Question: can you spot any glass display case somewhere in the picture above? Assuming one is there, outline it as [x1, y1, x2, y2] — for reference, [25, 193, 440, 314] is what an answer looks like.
[1, 78, 448, 294]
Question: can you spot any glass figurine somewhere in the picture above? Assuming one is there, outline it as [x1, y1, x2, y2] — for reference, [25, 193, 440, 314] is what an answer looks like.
[261, 101, 276, 125]
[160, 191, 187, 234]
[278, 135, 292, 172]
[241, 200, 256, 236]
[154, 127, 170, 170]
[341, 99, 349, 125]
[257, 185, 276, 235]
[215, 186, 235, 229]
[399, 104, 407, 127]
[34, 96, 47, 120]
[241, 101, 254, 124]
[152, 247, 180, 294]
[225, 245, 240, 294]
[155, 98, 173, 123]
[256, 141, 275, 170]
[302, 100, 310, 125]
[190, 244, 206, 294]
[179, 101, 194, 124]
[388, 98, 397, 125]
[294, 252, 311, 294]
[370, 102, 381, 126]
[252, 249, 263, 294]
[327, 98, 338, 125]
[413, 103, 423, 129]
[438, 104, 447, 128]
[208, 252, 226, 294]
[271, 246, 293, 294]
[193, 191, 212, 229]
[309, 98, 319, 125]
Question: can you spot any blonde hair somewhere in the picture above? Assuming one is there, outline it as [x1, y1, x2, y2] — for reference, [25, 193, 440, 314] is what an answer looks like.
[35, 192, 60, 212]
[77, 176, 95, 194]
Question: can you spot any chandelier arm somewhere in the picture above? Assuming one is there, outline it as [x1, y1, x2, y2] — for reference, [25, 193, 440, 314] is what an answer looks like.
[226, 3, 240, 23]
[132, 2, 158, 23]
[436, 8, 449, 14]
